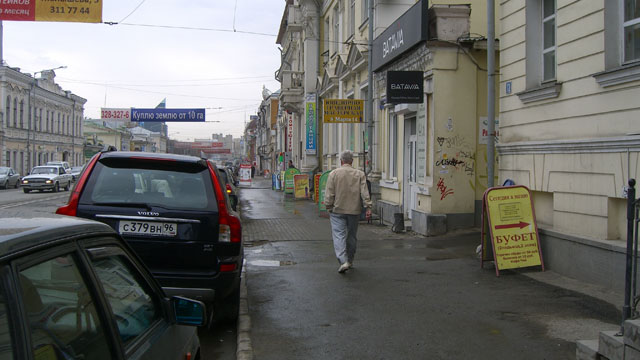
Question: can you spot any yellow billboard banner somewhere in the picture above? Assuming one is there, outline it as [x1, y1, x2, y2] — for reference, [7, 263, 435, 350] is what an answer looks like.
[482, 185, 544, 275]
[323, 99, 364, 123]
[0, 0, 102, 23]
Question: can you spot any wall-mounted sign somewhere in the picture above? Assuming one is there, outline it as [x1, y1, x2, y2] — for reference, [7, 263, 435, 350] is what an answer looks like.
[323, 99, 364, 123]
[372, 0, 428, 71]
[131, 108, 205, 122]
[387, 71, 424, 104]
[287, 113, 294, 152]
[0, 0, 103, 23]
[305, 94, 317, 154]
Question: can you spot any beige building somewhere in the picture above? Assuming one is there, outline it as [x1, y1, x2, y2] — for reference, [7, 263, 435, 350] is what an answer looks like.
[0, 66, 86, 175]
[499, 0, 640, 290]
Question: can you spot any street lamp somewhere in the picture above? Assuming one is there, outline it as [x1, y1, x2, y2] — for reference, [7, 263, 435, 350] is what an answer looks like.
[28, 66, 67, 170]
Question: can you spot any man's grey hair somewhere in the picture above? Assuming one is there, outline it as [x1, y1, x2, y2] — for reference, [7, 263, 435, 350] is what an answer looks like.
[340, 150, 354, 164]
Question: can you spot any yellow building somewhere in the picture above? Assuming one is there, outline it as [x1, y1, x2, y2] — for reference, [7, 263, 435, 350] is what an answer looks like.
[373, 1, 499, 236]
[498, 0, 640, 291]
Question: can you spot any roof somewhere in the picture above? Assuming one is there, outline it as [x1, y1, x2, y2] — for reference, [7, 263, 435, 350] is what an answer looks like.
[0, 216, 116, 261]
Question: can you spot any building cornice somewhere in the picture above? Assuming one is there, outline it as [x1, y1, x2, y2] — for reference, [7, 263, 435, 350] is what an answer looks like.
[498, 135, 640, 155]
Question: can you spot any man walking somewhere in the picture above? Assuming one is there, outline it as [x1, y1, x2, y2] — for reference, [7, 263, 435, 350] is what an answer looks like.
[324, 150, 372, 274]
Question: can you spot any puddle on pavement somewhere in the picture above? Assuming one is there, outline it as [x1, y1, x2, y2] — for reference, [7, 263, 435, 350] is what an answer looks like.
[248, 259, 297, 267]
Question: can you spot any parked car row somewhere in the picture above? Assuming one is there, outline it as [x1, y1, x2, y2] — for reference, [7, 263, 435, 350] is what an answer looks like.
[1, 149, 246, 358]
[0, 162, 88, 192]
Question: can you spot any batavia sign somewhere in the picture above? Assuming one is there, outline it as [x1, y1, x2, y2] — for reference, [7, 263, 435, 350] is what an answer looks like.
[387, 71, 424, 104]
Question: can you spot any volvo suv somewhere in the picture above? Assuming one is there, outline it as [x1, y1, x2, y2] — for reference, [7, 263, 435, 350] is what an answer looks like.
[56, 150, 243, 323]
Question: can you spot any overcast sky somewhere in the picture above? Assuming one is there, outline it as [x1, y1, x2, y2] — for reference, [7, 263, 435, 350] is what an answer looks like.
[2, 0, 285, 141]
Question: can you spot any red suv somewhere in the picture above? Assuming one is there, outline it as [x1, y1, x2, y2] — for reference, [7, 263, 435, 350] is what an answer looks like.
[56, 150, 243, 324]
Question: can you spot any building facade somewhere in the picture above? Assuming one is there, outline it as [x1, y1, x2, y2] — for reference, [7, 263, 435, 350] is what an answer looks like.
[276, 0, 321, 174]
[498, 0, 640, 291]
[0, 67, 86, 175]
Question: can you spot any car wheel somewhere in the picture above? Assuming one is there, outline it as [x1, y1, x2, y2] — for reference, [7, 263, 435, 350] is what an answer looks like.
[23, 188, 30, 193]
[213, 284, 240, 324]
[13, 180, 18, 189]
[1, 181, 6, 190]
[53, 183, 59, 193]
[64, 182, 70, 191]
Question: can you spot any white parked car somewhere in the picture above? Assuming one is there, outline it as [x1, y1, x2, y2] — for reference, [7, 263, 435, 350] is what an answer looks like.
[21, 165, 73, 193]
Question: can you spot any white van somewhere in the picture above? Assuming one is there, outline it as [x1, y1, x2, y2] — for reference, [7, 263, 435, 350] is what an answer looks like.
[46, 161, 71, 174]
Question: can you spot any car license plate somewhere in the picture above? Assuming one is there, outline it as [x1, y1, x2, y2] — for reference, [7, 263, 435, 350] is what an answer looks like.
[119, 221, 177, 236]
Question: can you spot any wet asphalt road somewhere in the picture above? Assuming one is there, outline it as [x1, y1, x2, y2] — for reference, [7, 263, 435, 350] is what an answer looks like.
[240, 177, 619, 360]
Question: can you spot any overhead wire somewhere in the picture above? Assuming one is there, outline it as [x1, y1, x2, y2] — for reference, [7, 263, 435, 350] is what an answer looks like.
[118, 0, 148, 23]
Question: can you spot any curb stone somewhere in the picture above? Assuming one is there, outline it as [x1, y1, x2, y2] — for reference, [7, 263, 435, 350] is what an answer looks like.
[236, 262, 253, 360]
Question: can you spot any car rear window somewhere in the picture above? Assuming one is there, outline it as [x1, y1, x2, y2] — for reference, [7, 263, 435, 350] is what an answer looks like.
[79, 157, 217, 210]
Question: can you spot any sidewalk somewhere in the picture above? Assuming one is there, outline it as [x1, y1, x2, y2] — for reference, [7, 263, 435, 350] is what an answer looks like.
[237, 176, 622, 359]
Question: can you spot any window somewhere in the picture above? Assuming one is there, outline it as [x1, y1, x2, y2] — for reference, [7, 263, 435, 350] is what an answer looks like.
[349, 0, 355, 38]
[0, 281, 13, 360]
[324, 18, 330, 55]
[388, 113, 397, 178]
[12, 99, 16, 128]
[19, 101, 23, 128]
[19, 254, 112, 360]
[542, 0, 556, 81]
[46, 111, 49, 132]
[4, 96, 8, 127]
[57, 113, 61, 133]
[333, 6, 339, 54]
[89, 252, 161, 345]
[624, 0, 640, 62]
[361, 0, 369, 24]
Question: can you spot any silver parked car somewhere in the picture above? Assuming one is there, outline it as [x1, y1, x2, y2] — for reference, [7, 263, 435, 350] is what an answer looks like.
[0, 167, 20, 189]
[21, 165, 73, 193]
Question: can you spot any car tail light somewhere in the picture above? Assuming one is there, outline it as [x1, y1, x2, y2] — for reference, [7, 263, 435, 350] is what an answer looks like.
[56, 153, 101, 217]
[226, 183, 232, 194]
[220, 263, 237, 272]
[208, 162, 242, 243]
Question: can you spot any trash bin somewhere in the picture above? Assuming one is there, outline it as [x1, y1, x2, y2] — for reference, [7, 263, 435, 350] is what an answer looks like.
[392, 213, 404, 233]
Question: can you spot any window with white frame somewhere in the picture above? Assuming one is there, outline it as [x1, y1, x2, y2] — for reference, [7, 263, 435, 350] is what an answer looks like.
[361, 0, 369, 24]
[324, 18, 330, 55]
[387, 113, 397, 178]
[349, 0, 355, 39]
[333, 6, 339, 54]
[624, 0, 640, 63]
[542, 0, 556, 82]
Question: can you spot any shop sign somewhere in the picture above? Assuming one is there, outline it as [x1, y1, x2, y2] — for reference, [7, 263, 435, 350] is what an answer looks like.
[287, 113, 294, 152]
[372, 0, 428, 71]
[284, 168, 300, 194]
[0, 0, 102, 23]
[323, 99, 364, 123]
[387, 71, 424, 104]
[294, 175, 310, 199]
[317, 171, 331, 215]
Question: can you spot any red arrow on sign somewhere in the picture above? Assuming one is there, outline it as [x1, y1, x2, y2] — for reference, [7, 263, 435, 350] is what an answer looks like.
[495, 221, 529, 230]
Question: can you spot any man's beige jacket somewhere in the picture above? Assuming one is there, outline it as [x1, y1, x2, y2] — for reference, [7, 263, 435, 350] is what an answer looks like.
[324, 164, 372, 215]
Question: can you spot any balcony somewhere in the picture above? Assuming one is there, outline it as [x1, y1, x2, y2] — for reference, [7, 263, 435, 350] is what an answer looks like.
[279, 70, 304, 110]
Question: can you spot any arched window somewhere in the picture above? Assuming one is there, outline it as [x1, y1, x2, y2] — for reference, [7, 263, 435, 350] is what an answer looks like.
[19, 100, 24, 128]
[12, 98, 17, 127]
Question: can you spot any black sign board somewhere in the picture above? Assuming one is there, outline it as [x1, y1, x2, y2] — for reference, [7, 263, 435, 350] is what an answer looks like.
[387, 71, 424, 104]
[372, 0, 428, 71]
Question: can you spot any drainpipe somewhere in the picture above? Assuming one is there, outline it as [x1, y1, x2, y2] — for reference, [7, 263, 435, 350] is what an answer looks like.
[487, 0, 496, 188]
[366, 0, 374, 175]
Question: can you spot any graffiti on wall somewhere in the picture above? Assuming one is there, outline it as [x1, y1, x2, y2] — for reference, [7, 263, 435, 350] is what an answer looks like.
[436, 178, 454, 200]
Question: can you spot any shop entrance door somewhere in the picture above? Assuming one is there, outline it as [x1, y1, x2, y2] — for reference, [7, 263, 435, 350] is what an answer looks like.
[403, 117, 417, 220]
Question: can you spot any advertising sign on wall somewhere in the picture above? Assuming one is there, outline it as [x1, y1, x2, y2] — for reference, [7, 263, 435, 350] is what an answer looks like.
[131, 108, 205, 122]
[305, 94, 317, 155]
[101, 108, 131, 122]
[287, 113, 294, 152]
[371, 0, 428, 71]
[387, 71, 424, 104]
[323, 99, 364, 123]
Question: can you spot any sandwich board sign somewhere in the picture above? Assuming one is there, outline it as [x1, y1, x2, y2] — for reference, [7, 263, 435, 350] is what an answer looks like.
[481, 185, 544, 276]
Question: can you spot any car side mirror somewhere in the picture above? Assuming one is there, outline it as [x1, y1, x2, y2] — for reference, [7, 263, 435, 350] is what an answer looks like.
[170, 296, 206, 326]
